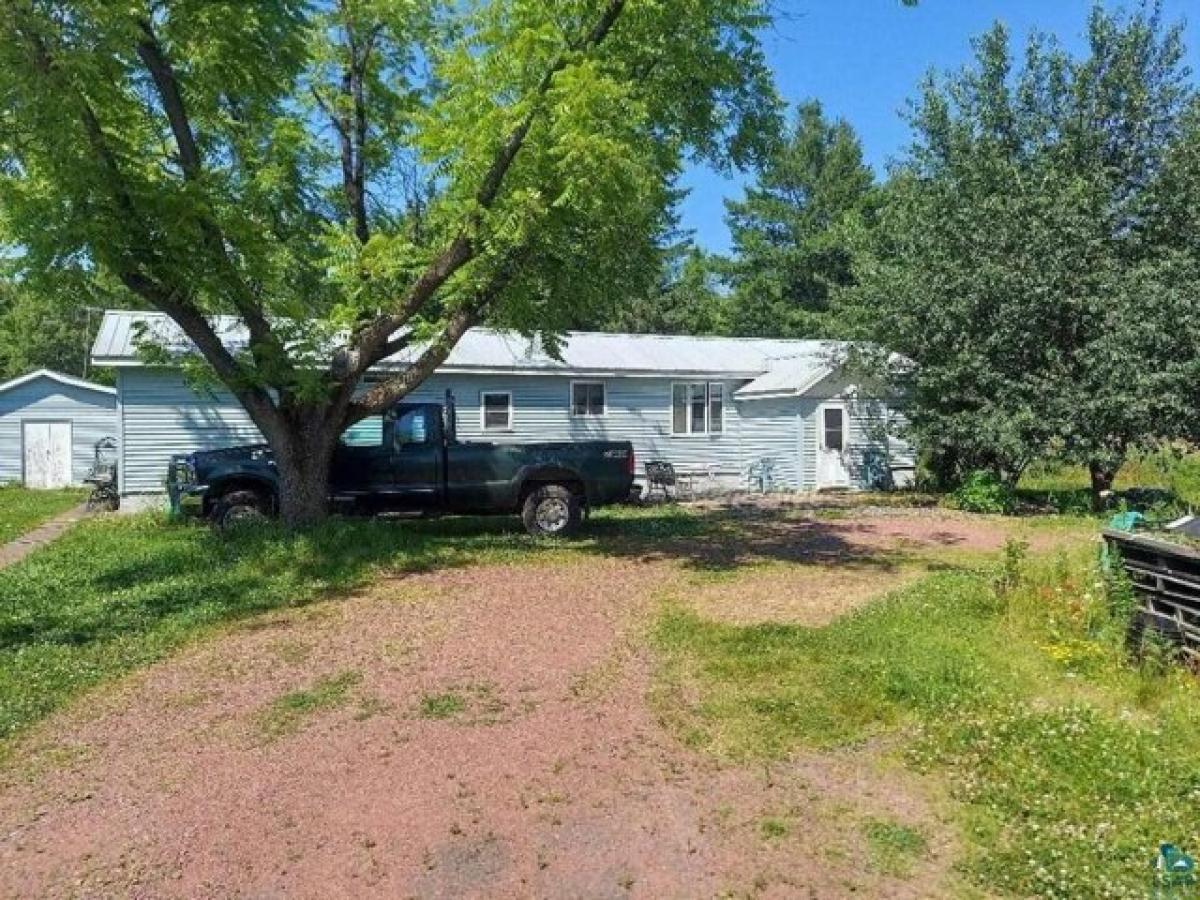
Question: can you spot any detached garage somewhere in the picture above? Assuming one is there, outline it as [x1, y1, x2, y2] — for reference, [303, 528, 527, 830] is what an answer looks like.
[0, 370, 117, 488]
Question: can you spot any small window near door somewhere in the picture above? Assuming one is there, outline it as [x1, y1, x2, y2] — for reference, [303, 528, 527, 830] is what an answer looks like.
[481, 391, 512, 431]
[340, 416, 383, 447]
[823, 407, 845, 452]
[570, 381, 605, 417]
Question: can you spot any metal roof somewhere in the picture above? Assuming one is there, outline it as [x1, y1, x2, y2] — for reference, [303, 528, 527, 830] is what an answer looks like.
[731, 352, 839, 400]
[0, 368, 117, 396]
[91, 310, 848, 385]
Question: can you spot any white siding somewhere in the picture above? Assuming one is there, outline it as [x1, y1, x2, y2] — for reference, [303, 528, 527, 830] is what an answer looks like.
[115, 369, 911, 496]
[0, 378, 117, 485]
[118, 369, 263, 494]
[736, 398, 801, 491]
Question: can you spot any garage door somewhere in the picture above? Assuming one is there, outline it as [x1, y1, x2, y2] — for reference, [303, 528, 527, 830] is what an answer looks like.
[23, 421, 72, 489]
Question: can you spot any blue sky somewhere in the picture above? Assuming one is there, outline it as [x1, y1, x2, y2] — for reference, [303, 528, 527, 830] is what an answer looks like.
[679, 0, 1200, 252]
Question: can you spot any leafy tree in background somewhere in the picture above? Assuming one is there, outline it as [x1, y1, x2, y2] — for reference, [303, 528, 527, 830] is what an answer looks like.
[0, 266, 129, 382]
[723, 99, 876, 338]
[852, 3, 1198, 504]
[0, 0, 779, 524]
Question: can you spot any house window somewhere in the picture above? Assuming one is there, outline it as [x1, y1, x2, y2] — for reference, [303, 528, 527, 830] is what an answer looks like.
[340, 416, 383, 447]
[671, 382, 725, 435]
[823, 407, 845, 452]
[481, 391, 512, 431]
[571, 381, 606, 417]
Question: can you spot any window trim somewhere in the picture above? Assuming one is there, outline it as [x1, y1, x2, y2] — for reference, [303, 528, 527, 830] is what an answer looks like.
[670, 381, 726, 437]
[569, 380, 607, 418]
[480, 390, 514, 432]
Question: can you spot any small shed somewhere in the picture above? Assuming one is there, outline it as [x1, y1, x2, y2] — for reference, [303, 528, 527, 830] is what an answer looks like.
[0, 369, 118, 489]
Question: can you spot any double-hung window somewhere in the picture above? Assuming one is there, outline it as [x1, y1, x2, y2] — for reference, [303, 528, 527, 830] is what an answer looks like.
[481, 391, 512, 431]
[570, 381, 606, 417]
[671, 382, 724, 435]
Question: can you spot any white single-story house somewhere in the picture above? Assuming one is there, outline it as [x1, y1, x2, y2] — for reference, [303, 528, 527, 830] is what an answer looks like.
[0, 369, 118, 489]
[90, 311, 912, 499]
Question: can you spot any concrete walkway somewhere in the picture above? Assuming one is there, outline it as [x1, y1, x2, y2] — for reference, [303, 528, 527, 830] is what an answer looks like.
[0, 504, 91, 570]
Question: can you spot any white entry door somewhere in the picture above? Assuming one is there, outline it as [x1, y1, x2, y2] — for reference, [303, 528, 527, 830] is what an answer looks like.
[23, 421, 72, 489]
[815, 404, 851, 488]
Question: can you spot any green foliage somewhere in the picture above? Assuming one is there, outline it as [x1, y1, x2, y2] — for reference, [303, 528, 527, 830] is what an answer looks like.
[850, 6, 1200, 488]
[0, 244, 132, 381]
[723, 100, 875, 338]
[0, 0, 780, 365]
[655, 550, 1200, 896]
[0, 486, 86, 543]
[591, 246, 730, 335]
[0, 0, 781, 519]
[947, 471, 1015, 515]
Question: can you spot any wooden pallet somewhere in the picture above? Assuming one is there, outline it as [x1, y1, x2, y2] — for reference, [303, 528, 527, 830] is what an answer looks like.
[1102, 529, 1200, 663]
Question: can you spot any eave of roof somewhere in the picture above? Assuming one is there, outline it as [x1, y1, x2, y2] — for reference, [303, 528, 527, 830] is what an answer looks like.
[0, 368, 117, 396]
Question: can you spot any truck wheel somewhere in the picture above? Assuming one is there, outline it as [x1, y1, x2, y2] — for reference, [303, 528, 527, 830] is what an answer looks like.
[211, 490, 269, 531]
[521, 484, 583, 538]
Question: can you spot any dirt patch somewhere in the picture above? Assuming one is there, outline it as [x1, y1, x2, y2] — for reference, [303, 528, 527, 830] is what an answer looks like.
[686, 565, 927, 627]
[674, 507, 1084, 626]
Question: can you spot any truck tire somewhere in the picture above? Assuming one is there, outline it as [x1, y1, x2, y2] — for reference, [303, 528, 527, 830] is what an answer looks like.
[211, 489, 269, 531]
[521, 484, 583, 538]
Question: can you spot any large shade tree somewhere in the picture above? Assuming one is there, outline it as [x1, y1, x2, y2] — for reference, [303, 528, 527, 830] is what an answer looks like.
[852, 3, 1199, 502]
[0, 0, 778, 523]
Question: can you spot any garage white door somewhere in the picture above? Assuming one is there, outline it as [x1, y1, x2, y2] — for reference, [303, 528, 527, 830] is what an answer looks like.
[23, 421, 72, 489]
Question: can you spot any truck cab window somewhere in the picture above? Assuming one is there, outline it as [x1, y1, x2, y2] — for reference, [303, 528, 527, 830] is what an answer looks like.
[394, 409, 429, 447]
[340, 416, 383, 447]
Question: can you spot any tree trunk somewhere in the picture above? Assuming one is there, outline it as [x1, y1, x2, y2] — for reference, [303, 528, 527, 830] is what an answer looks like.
[1088, 457, 1121, 512]
[272, 426, 338, 528]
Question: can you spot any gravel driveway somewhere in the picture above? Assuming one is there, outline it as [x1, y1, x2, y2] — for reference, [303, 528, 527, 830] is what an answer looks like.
[0, 507, 1076, 898]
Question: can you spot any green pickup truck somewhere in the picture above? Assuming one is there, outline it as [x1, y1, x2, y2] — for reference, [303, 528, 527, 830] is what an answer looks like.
[168, 401, 636, 536]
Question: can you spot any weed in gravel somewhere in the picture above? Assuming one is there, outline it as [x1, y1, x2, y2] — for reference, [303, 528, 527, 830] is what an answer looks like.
[258, 670, 361, 738]
[863, 818, 928, 876]
[419, 692, 466, 719]
[759, 816, 790, 840]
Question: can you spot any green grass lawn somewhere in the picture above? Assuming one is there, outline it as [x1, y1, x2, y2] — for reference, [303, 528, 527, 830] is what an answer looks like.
[655, 548, 1200, 897]
[0, 485, 87, 544]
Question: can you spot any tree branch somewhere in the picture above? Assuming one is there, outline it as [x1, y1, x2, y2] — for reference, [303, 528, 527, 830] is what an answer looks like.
[13, 9, 283, 434]
[351, 0, 628, 364]
[347, 242, 534, 421]
[134, 19, 287, 371]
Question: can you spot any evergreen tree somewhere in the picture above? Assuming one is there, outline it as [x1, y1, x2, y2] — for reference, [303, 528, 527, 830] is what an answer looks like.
[723, 100, 875, 338]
